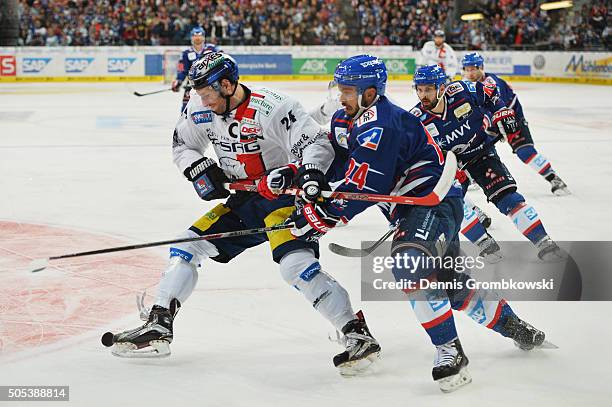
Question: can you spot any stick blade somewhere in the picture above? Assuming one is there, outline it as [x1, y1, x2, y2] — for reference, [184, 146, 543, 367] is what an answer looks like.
[133, 91, 144, 97]
[29, 258, 49, 273]
[328, 243, 369, 258]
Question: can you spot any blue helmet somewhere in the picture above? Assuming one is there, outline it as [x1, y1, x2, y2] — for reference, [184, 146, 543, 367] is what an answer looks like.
[413, 65, 447, 88]
[461, 52, 484, 68]
[189, 51, 239, 90]
[190, 27, 205, 37]
[333, 54, 387, 96]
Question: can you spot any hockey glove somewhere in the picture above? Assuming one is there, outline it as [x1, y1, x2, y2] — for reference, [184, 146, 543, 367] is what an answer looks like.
[289, 202, 340, 242]
[257, 164, 298, 200]
[295, 163, 330, 203]
[492, 108, 520, 144]
[184, 157, 230, 201]
[171, 79, 182, 92]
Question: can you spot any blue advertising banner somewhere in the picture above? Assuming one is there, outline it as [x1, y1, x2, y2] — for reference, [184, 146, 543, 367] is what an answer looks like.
[232, 54, 292, 75]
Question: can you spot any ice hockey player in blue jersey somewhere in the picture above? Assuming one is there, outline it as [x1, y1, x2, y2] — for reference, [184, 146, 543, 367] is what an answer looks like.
[461, 52, 570, 196]
[288, 55, 548, 393]
[172, 27, 220, 112]
[411, 65, 566, 261]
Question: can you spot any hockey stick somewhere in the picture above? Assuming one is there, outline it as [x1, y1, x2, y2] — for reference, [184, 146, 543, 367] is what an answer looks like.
[133, 88, 172, 97]
[328, 227, 396, 258]
[227, 151, 457, 206]
[28, 223, 294, 273]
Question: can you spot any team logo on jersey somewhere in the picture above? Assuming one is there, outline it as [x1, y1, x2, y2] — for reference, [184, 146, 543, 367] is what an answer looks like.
[446, 82, 464, 96]
[425, 123, 439, 137]
[409, 107, 423, 117]
[191, 110, 213, 124]
[188, 52, 197, 61]
[356, 106, 377, 127]
[334, 127, 348, 148]
[463, 80, 477, 93]
[453, 102, 472, 120]
[356, 127, 383, 150]
[483, 76, 497, 97]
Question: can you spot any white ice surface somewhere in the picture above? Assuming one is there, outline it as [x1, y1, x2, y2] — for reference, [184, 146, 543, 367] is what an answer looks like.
[0, 81, 611, 406]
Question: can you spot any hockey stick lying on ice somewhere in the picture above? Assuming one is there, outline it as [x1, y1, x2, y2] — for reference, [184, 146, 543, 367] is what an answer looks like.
[133, 88, 172, 97]
[328, 136, 504, 258]
[227, 151, 458, 206]
[28, 223, 294, 273]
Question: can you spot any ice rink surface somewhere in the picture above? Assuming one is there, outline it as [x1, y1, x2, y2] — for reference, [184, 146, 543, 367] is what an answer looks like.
[1, 80, 611, 406]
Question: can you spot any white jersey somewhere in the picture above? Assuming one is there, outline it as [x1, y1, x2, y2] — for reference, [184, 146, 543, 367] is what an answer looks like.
[420, 41, 458, 79]
[173, 85, 333, 180]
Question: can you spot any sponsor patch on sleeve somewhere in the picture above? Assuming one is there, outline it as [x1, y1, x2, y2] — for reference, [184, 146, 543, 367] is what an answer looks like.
[425, 123, 439, 137]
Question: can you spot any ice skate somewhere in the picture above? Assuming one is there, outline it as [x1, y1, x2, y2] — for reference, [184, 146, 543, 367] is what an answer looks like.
[477, 233, 503, 263]
[110, 299, 180, 358]
[501, 315, 545, 351]
[333, 311, 381, 376]
[432, 338, 471, 393]
[546, 173, 570, 196]
[473, 204, 492, 228]
[536, 237, 568, 262]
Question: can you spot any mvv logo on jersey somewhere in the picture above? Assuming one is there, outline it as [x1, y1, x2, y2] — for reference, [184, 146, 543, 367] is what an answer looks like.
[356, 127, 383, 150]
[65, 57, 94, 73]
[22, 57, 51, 73]
[107, 57, 136, 73]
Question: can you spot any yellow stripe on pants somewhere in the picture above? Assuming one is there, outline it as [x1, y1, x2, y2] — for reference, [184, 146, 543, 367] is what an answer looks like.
[264, 206, 295, 251]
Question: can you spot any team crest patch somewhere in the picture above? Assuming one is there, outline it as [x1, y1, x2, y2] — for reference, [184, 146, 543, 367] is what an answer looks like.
[425, 123, 439, 137]
[334, 127, 348, 148]
[356, 127, 383, 150]
[463, 80, 477, 93]
[409, 107, 423, 117]
[483, 76, 497, 97]
[356, 106, 377, 127]
[446, 82, 464, 96]
[453, 102, 472, 120]
[191, 110, 213, 124]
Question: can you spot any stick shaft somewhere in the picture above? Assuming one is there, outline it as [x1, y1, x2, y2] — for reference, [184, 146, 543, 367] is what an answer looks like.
[48, 223, 293, 261]
[133, 88, 172, 97]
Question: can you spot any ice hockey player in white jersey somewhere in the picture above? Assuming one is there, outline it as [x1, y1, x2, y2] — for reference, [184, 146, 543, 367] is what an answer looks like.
[420, 30, 458, 81]
[109, 51, 380, 373]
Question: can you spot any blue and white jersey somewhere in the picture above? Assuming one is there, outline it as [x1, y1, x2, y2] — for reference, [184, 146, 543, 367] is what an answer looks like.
[410, 78, 506, 163]
[325, 96, 461, 222]
[176, 44, 221, 82]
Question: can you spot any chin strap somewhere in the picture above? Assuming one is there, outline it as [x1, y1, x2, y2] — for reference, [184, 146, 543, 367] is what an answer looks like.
[213, 82, 244, 119]
[353, 94, 380, 121]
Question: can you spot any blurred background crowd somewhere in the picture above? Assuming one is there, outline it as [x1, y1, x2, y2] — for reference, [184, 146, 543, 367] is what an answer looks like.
[16, 0, 609, 50]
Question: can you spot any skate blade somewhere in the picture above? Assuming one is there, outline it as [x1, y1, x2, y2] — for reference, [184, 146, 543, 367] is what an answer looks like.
[437, 368, 472, 393]
[337, 351, 381, 376]
[553, 188, 571, 197]
[111, 340, 171, 358]
[514, 339, 558, 351]
[483, 253, 504, 264]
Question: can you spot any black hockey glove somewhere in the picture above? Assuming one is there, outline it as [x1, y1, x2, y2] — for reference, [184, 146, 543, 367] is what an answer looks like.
[492, 108, 520, 144]
[171, 79, 182, 92]
[184, 157, 230, 201]
[294, 163, 330, 203]
[288, 202, 340, 242]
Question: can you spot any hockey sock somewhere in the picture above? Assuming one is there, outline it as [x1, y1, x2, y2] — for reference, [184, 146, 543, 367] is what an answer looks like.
[516, 146, 554, 178]
[461, 200, 489, 245]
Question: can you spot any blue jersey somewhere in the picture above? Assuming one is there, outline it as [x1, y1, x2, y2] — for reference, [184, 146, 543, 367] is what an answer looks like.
[326, 96, 461, 222]
[482, 73, 524, 119]
[410, 78, 506, 163]
[176, 44, 220, 82]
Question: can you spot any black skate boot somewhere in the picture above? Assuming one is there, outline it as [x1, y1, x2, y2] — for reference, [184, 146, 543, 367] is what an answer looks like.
[432, 338, 471, 393]
[545, 173, 570, 196]
[501, 315, 545, 351]
[536, 236, 568, 262]
[477, 233, 503, 263]
[111, 299, 180, 358]
[473, 204, 492, 229]
[333, 310, 381, 375]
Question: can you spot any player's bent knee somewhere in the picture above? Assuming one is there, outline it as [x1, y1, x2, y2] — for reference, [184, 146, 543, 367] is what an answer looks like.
[494, 191, 525, 215]
[279, 249, 318, 286]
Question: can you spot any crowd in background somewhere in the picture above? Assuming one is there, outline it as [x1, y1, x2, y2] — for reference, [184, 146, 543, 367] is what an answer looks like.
[16, 0, 609, 50]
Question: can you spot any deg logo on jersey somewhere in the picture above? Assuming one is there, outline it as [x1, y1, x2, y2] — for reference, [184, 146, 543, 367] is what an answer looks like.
[356, 106, 377, 127]
[356, 127, 383, 151]
[191, 110, 213, 124]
